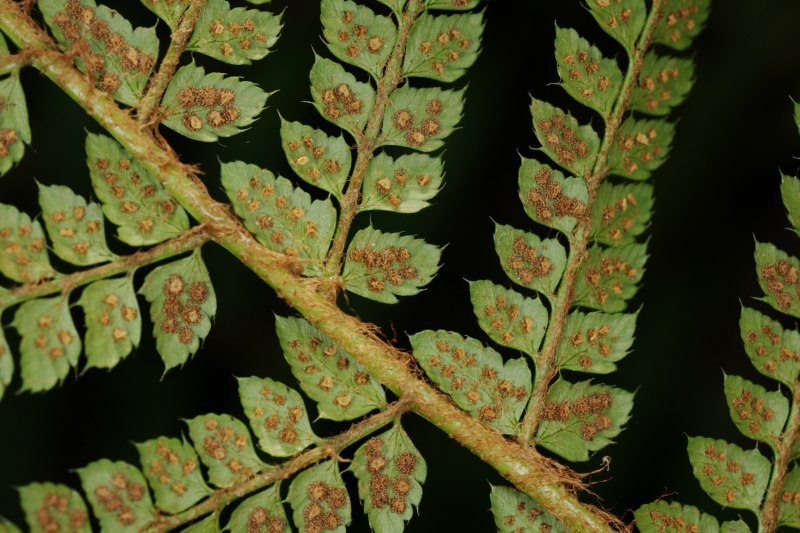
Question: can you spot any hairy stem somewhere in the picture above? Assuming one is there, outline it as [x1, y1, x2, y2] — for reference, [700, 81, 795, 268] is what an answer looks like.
[760, 384, 800, 532]
[0, 225, 210, 310]
[0, 4, 621, 529]
[144, 399, 414, 532]
[518, 0, 663, 442]
[136, 0, 206, 124]
[323, 0, 424, 277]
[0, 52, 28, 75]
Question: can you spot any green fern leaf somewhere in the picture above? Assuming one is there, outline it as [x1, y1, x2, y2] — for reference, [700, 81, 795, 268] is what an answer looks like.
[493, 223, 567, 299]
[135, 436, 212, 514]
[13, 296, 80, 393]
[781, 175, 800, 235]
[238, 376, 318, 457]
[0, 72, 31, 177]
[321, 0, 397, 80]
[182, 513, 221, 532]
[275, 315, 387, 421]
[590, 182, 654, 245]
[0, 204, 55, 283]
[188, 0, 282, 65]
[38, 0, 159, 105]
[78, 277, 141, 370]
[409, 330, 531, 433]
[723, 374, 789, 449]
[0, 328, 11, 401]
[361, 153, 443, 213]
[755, 242, 800, 318]
[489, 485, 566, 532]
[85, 133, 190, 246]
[556, 310, 637, 374]
[687, 436, 770, 512]
[379, 85, 464, 152]
[468, 280, 548, 357]
[342, 227, 441, 303]
[161, 62, 269, 142]
[530, 98, 600, 177]
[634, 501, 721, 532]
[186, 413, 267, 487]
[721, 520, 751, 533]
[403, 11, 484, 83]
[608, 118, 674, 180]
[586, 0, 646, 53]
[739, 307, 800, 387]
[138, 0, 189, 30]
[280, 118, 352, 199]
[351, 423, 427, 532]
[517, 158, 588, 236]
[652, 0, 710, 51]
[779, 466, 800, 528]
[310, 55, 376, 136]
[38, 183, 117, 266]
[535, 379, 633, 462]
[573, 243, 647, 312]
[427, 0, 480, 11]
[18, 482, 90, 533]
[139, 250, 217, 370]
[288, 461, 351, 533]
[631, 54, 695, 116]
[221, 161, 336, 276]
[227, 485, 290, 533]
[76, 459, 156, 532]
[555, 26, 623, 115]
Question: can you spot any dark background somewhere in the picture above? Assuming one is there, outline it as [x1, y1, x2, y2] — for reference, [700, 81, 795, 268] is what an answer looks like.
[1, 0, 800, 530]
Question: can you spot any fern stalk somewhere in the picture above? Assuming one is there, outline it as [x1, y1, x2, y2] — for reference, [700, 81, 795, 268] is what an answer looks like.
[136, 0, 207, 124]
[322, 0, 424, 277]
[519, 0, 664, 441]
[0, 2, 618, 529]
[759, 385, 800, 532]
[0, 224, 210, 309]
[143, 399, 414, 532]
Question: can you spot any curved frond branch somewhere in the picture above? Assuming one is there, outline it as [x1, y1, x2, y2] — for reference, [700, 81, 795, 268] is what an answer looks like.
[322, 0, 425, 277]
[0, 224, 210, 310]
[142, 399, 413, 532]
[136, 0, 208, 125]
[518, 0, 664, 442]
[761, 385, 800, 531]
[0, 4, 620, 529]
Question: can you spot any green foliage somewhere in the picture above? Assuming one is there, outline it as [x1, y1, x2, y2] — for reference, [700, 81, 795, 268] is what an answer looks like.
[361, 153, 443, 213]
[652, 0, 711, 51]
[351, 423, 427, 532]
[227, 485, 290, 533]
[687, 437, 770, 512]
[342, 227, 442, 303]
[38, 183, 116, 266]
[381, 86, 464, 152]
[221, 161, 337, 276]
[185, 413, 267, 487]
[608, 118, 675, 180]
[138, 0, 189, 30]
[13, 296, 81, 393]
[279, 118, 351, 199]
[493, 223, 567, 299]
[85, 133, 190, 247]
[403, 11, 483, 82]
[634, 501, 723, 532]
[556, 310, 637, 374]
[573, 243, 647, 312]
[140, 250, 217, 371]
[490, 485, 565, 532]
[275, 315, 387, 420]
[78, 277, 141, 370]
[630, 54, 695, 116]
[134, 436, 212, 513]
[536, 380, 633, 462]
[76, 459, 156, 532]
[238, 376, 318, 457]
[18, 483, 90, 533]
[589, 182, 653, 245]
[287, 461, 351, 533]
[39, 0, 159, 105]
[188, 0, 282, 65]
[161, 62, 269, 142]
[409, 330, 532, 433]
[0, 328, 11, 401]
[0, 37, 31, 177]
[723, 374, 789, 449]
[310, 55, 376, 135]
[530, 98, 600, 177]
[0, 203, 55, 283]
[518, 158, 588, 235]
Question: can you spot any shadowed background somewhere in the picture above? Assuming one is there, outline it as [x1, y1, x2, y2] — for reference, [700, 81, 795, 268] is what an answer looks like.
[1, 0, 800, 530]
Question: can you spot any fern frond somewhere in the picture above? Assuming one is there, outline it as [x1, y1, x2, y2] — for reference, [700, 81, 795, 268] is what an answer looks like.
[635, 98, 800, 532]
